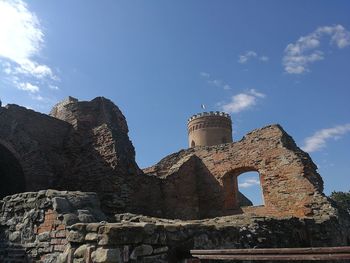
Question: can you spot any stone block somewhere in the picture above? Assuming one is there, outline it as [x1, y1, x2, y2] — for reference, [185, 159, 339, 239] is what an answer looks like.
[37, 231, 50, 242]
[130, 244, 153, 260]
[63, 213, 79, 226]
[85, 232, 98, 241]
[67, 230, 85, 243]
[153, 246, 168, 254]
[78, 210, 95, 223]
[53, 197, 72, 213]
[91, 248, 121, 263]
[9, 231, 21, 242]
[74, 244, 91, 258]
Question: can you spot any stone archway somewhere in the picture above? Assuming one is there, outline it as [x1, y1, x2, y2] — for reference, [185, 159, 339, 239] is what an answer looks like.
[0, 144, 25, 198]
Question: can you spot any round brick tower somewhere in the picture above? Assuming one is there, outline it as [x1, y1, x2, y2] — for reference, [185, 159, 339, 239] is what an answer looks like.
[187, 111, 233, 147]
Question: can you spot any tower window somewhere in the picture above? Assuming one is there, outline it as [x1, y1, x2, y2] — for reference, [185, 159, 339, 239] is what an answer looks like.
[191, 140, 196, 147]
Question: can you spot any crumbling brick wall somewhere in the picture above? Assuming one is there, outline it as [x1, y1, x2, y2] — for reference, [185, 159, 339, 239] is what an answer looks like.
[0, 97, 336, 220]
[145, 125, 329, 218]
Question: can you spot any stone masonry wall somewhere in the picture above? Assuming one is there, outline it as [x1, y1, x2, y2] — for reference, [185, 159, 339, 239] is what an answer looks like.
[0, 190, 105, 262]
[1, 191, 349, 263]
[60, 212, 350, 263]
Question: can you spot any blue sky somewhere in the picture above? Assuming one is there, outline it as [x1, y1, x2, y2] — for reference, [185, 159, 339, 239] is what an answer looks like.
[0, 0, 349, 204]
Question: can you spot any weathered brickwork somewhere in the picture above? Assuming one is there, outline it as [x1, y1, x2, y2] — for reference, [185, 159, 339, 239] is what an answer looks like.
[0, 104, 71, 193]
[145, 125, 328, 218]
[0, 96, 349, 262]
[0, 97, 162, 217]
[0, 97, 339, 220]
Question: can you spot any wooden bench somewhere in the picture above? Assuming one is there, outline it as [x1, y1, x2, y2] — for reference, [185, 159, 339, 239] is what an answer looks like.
[191, 246, 350, 261]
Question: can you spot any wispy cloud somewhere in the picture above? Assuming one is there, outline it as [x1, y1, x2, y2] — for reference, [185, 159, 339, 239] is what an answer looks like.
[219, 89, 266, 114]
[238, 51, 269, 64]
[18, 82, 39, 93]
[200, 72, 231, 90]
[283, 25, 350, 74]
[0, 0, 58, 95]
[49, 85, 59, 90]
[302, 124, 350, 152]
[239, 177, 260, 188]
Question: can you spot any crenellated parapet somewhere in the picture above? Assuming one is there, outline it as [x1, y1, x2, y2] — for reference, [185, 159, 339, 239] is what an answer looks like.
[187, 111, 232, 147]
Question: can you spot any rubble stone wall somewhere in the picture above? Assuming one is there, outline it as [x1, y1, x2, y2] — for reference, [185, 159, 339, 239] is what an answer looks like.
[0, 190, 105, 262]
[60, 212, 350, 263]
[1, 191, 350, 263]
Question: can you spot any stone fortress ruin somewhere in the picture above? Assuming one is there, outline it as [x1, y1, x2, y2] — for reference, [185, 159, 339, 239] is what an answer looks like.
[0, 96, 349, 262]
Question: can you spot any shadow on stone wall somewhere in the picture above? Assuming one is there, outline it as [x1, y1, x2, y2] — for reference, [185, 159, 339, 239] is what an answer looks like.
[0, 144, 26, 199]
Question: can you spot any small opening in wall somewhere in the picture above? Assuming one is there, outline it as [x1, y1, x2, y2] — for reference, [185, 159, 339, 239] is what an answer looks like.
[238, 171, 264, 206]
[191, 141, 195, 147]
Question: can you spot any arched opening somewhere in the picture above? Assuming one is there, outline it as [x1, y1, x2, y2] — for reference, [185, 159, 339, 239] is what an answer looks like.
[0, 144, 26, 199]
[191, 140, 195, 147]
[237, 171, 264, 206]
[222, 168, 264, 211]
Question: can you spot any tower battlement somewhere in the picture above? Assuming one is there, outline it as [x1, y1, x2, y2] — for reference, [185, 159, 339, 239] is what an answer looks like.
[187, 111, 230, 123]
[187, 111, 232, 147]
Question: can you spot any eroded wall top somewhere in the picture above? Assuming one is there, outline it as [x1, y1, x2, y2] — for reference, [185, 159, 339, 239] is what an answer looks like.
[145, 124, 329, 218]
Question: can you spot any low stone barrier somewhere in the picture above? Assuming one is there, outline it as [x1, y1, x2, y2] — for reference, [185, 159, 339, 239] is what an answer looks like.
[1, 191, 350, 263]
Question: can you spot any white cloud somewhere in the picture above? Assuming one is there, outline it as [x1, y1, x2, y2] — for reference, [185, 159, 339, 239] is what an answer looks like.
[239, 178, 260, 188]
[223, 84, 230, 90]
[200, 72, 210, 78]
[249, 88, 266, 98]
[238, 51, 257, 63]
[259, 56, 270, 62]
[238, 51, 269, 64]
[0, 0, 42, 62]
[0, 0, 57, 93]
[17, 82, 39, 93]
[31, 94, 44, 101]
[14, 60, 55, 79]
[283, 25, 350, 74]
[200, 72, 231, 90]
[49, 85, 59, 90]
[220, 89, 266, 113]
[302, 124, 350, 152]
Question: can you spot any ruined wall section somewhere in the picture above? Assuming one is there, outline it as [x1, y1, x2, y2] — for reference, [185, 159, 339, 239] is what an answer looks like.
[61, 212, 350, 263]
[50, 97, 163, 216]
[145, 125, 331, 218]
[1, 191, 349, 263]
[0, 190, 105, 262]
[0, 105, 72, 191]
